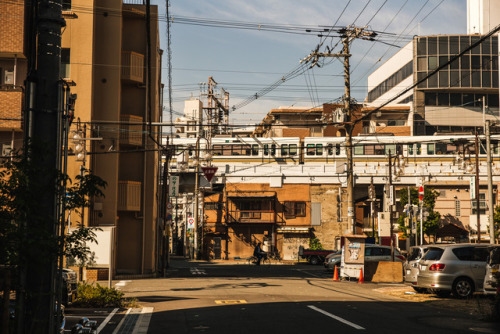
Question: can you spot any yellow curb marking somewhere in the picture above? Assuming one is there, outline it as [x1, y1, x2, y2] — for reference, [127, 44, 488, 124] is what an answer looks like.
[215, 300, 247, 304]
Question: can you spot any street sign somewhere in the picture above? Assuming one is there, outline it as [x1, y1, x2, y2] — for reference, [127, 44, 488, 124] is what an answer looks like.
[470, 176, 476, 199]
[201, 167, 218, 182]
[187, 217, 195, 230]
[167, 202, 173, 210]
[169, 175, 179, 197]
[418, 185, 424, 202]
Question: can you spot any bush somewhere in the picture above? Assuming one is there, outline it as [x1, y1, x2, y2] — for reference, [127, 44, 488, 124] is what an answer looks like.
[74, 282, 126, 308]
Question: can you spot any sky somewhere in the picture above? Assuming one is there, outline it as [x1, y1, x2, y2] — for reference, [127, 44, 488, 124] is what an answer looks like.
[154, 0, 468, 126]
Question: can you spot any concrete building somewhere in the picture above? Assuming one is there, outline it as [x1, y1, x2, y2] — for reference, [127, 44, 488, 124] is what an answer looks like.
[61, 0, 162, 277]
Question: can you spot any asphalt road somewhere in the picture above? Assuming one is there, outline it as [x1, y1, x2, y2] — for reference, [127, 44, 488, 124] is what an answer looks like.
[115, 258, 497, 334]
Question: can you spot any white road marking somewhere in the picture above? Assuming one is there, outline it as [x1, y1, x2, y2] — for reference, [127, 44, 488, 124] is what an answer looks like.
[190, 268, 207, 275]
[307, 305, 365, 330]
[111, 308, 132, 334]
[115, 280, 131, 290]
[96, 308, 119, 333]
[132, 307, 154, 334]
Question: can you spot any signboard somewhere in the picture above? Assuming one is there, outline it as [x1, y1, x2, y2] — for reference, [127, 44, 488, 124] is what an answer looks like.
[187, 217, 195, 230]
[470, 176, 476, 200]
[169, 175, 179, 197]
[418, 185, 424, 203]
[201, 167, 218, 182]
[341, 235, 366, 280]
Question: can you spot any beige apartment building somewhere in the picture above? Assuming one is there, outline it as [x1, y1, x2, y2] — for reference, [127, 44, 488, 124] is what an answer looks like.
[61, 0, 163, 276]
[0, 0, 163, 277]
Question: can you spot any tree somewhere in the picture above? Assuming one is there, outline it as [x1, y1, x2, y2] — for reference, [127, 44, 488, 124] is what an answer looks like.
[397, 187, 441, 240]
[0, 148, 106, 333]
[493, 205, 500, 242]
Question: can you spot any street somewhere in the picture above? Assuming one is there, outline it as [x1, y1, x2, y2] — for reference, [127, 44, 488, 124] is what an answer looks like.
[114, 258, 497, 334]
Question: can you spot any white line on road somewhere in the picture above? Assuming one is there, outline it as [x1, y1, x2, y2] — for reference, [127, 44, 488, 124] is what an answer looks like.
[295, 269, 321, 278]
[112, 308, 132, 334]
[307, 305, 365, 330]
[190, 268, 207, 275]
[96, 308, 118, 333]
[132, 307, 154, 334]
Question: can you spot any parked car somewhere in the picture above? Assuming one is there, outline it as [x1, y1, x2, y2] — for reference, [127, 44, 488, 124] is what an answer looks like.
[417, 243, 500, 298]
[404, 245, 430, 293]
[483, 247, 500, 296]
[324, 245, 405, 270]
[299, 246, 337, 265]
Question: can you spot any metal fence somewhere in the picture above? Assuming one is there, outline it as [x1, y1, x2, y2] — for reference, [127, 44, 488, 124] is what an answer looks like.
[123, 0, 145, 5]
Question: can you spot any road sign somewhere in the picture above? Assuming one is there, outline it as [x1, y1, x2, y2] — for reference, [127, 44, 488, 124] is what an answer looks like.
[201, 167, 218, 182]
[167, 202, 172, 210]
[187, 217, 195, 230]
[418, 185, 424, 202]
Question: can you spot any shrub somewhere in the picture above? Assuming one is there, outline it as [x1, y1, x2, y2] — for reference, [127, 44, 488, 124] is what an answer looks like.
[74, 282, 125, 308]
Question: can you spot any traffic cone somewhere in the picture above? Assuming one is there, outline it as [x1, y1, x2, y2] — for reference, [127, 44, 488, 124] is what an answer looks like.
[333, 265, 339, 281]
[358, 268, 364, 284]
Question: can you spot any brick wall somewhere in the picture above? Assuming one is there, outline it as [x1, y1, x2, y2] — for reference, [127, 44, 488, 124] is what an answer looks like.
[0, 0, 25, 54]
[0, 90, 22, 129]
[86, 268, 109, 282]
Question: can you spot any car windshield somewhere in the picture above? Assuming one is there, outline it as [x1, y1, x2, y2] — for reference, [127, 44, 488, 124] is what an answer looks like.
[422, 247, 444, 261]
[408, 247, 426, 261]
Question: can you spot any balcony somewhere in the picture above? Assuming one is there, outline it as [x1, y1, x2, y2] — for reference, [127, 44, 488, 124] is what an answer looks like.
[0, 86, 23, 129]
[121, 51, 144, 84]
[118, 181, 141, 211]
[120, 115, 143, 146]
[226, 191, 284, 224]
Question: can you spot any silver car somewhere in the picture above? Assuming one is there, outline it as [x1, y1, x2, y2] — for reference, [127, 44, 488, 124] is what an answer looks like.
[417, 244, 499, 298]
[404, 245, 429, 293]
[483, 247, 500, 295]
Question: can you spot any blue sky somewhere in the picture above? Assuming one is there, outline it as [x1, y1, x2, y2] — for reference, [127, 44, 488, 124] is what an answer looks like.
[155, 0, 467, 125]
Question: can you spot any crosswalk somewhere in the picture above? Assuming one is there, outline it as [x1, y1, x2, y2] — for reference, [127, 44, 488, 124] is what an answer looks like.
[190, 267, 207, 275]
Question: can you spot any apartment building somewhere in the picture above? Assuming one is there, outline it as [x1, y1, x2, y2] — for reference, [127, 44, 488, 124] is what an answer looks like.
[0, 0, 25, 157]
[61, 0, 162, 276]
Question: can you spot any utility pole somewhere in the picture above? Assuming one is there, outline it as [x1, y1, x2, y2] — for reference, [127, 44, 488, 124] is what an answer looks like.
[301, 26, 376, 235]
[22, 1, 66, 333]
[486, 120, 496, 243]
[388, 151, 395, 262]
[475, 130, 481, 243]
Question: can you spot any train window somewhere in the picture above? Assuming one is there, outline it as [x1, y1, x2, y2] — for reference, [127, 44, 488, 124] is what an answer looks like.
[271, 144, 276, 155]
[281, 144, 289, 156]
[427, 143, 435, 155]
[264, 144, 269, 156]
[251, 144, 259, 156]
[327, 144, 333, 155]
[289, 144, 298, 155]
[336, 144, 341, 155]
[408, 144, 422, 155]
[385, 144, 396, 155]
[213, 145, 223, 156]
[364, 145, 374, 155]
[316, 144, 323, 155]
[354, 145, 364, 155]
[307, 144, 316, 156]
[188, 147, 194, 156]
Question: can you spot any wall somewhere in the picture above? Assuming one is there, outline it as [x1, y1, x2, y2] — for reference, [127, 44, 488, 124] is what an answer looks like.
[310, 184, 343, 250]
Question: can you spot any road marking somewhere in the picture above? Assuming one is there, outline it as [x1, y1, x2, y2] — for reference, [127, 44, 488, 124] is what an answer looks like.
[97, 308, 118, 333]
[132, 307, 154, 334]
[190, 268, 207, 275]
[115, 280, 132, 290]
[215, 300, 247, 304]
[112, 308, 132, 334]
[307, 305, 365, 330]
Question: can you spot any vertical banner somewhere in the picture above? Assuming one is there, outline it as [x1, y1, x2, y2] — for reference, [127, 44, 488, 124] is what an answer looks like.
[470, 176, 475, 200]
[169, 175, 179, 197]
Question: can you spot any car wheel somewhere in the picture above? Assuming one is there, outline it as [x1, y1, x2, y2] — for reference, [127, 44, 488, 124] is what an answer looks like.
[310, 256, 320, 265]
[452, 277, 474, 298]
[412, 287, 428, 293]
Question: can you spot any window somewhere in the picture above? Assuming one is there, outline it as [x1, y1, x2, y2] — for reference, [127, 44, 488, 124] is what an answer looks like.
[427, 144, 435, 155]
[289, 144, 297, 155]
[271, 144, 276, 156]
[306, 144, 316, 156]
[472, 193, 487, 214]
[315, 144, 323, 156]
[264, 144, 269, 156]
[455, 200, 461, 217]
[284, 201, 306, 218]
[251, 144, 259, 156]
[408, 143, 421, 155]
[60, 48, 70, 79]
[240, 201, 262, 219]
[281, 144, 289, 156]
[205, 202, 221, 210]
[453, 247, 474, 261]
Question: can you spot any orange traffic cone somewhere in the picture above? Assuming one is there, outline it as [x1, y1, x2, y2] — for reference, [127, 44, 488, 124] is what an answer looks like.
[358, 268, 364, 284]
[332, 265, 339, 281]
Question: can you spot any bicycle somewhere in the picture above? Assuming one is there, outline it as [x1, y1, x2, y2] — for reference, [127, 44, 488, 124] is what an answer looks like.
[247, 255, 271, 267]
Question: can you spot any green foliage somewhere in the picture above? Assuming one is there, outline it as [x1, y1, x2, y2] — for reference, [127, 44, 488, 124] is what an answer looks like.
[74, 282, 126, 308]
[397, 187, 441, 239]
[309, 237, 324, 250]
[493, 205, 500, 241]
[0, 147, 106, 269]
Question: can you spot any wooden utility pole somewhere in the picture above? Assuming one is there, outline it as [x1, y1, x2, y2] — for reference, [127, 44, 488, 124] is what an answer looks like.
[301, 26, 377, 235]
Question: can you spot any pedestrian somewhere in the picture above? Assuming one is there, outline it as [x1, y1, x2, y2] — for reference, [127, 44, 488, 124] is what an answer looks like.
[253, 242, 266, 265]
